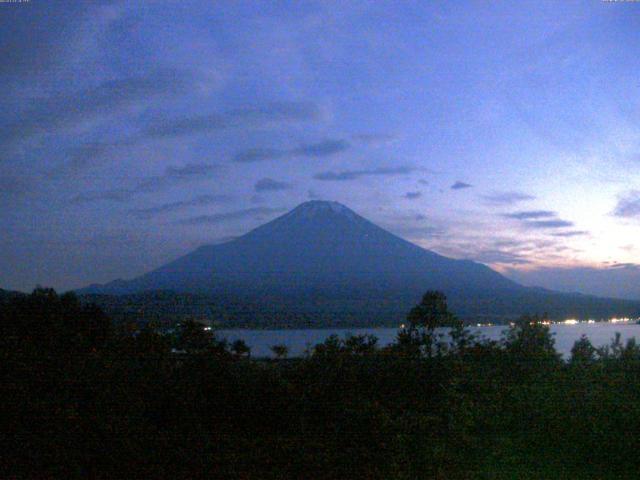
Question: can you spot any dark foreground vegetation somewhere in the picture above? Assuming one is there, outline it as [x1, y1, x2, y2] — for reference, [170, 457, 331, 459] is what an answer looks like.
[3, 289, 640, 479]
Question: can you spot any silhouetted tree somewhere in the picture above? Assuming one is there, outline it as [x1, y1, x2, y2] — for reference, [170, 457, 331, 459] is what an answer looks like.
[503, 314, 560, 371]
[0, 287, 112, 355]
[399, 290, 459, 357]
[174, 319, 212, 353]
[571, 335, 597, 365]
[345, 334, 378, 355]
[597, 333, 640, 361]
[231, 339, 251, 358]
[407, 291, 455, 331]
[312, 334, 344, 357]
[270, 344, 289, 359]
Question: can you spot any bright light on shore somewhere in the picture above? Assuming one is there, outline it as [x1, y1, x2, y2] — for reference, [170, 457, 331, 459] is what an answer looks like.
[563, 319, 579, 325]
[610, 318, 630, 324]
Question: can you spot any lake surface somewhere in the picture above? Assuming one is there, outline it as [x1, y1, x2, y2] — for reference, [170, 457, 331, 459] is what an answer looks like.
[219, 322, 640, 358]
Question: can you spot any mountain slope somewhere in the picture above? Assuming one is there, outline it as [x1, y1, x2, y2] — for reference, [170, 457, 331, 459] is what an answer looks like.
[83, 201, 517, 294]
[79, 201, 640, 326]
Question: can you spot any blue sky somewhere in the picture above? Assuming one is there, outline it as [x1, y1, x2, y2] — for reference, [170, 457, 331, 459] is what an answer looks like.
[2, 0, 640, 297]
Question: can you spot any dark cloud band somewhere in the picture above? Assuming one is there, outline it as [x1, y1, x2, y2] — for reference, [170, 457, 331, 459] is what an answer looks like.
[314, 166, 414, 181]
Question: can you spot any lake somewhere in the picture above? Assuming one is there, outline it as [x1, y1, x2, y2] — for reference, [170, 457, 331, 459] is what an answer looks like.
[219, 322, 640, 358]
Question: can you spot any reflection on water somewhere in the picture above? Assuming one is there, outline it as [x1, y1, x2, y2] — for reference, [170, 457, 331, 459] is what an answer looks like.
[219, 322, 640, 359]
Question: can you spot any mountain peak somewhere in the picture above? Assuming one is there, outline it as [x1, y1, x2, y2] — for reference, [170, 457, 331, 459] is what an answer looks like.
[295, 200, 351, 212]
[288, 200, 358, 220]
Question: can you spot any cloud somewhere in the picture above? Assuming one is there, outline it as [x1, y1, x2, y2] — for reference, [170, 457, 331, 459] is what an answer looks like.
[470, 250, 532, 265]
[393, 224, 446, 239]
[70, 163, 221, 203]
[0, 174, 31, 199]
[47, 143, 118, 177]
[0, 4, 79, 81]
[143, 101, 322, 139]
[351, 133, 397, 145]
[613, 190, 640, 218]
[503, 210, 556, 220]
[313, 166, 415, 181]
[481, 191, 536, 205]
[129, 194, 232, 218]
[450, 181, 472, 190]
[134, 163, 221, 193]
[380, 211, 447, 240]
[254, 178, 292, 192]
[233, 138, 349, 163]
[70, 189, 133, 204]
[504, 264, 640, 300]
[501, 209, 576, 230]
[177, 207, 285, 225]
[233, 148, 284, 163]
[608, 263, 640, 270]
[404, 191, 422, 200]
[524, 219, 574, 229]
[291, 139, 349, 157]
[427, 231, 582, 270]
[550, 230, 589, 238]
[1, 69, 188, 148]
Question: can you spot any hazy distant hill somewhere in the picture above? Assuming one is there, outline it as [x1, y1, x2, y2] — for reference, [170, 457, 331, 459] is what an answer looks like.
[79, 201, 640, 327]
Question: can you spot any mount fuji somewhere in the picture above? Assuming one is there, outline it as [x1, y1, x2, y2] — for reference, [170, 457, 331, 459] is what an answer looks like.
[79, 201, 640, 327]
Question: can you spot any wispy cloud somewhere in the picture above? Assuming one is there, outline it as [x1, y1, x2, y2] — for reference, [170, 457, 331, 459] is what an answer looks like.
[450, 181, 472, 190]
[608, 262, 640, 270]
[177, 207, 284, 225]
[501, 209, 575, 230]
[471, 249, 532, 265]
[71, 163, 221, 204]
[313, 166, 414, 181]
[503, 210, 556, 220]
[233, 148, 284, 163]
[504, 264, 640, 300]
[48, 142, 127, 177]
[481, 191, 536, 205]
[0, 174, 30, 199]
[550, 230, 589, 238]
[613, 190, 640, 218]
[1, 69, 189, 149]
[291, 139, 349, 157]
[70, 189, 133, 204]
[351, 133, 397, 145]
[307, 189, 322, 199]
[391, 224, 446, 239]
[524, 219, 574, 229]
[143, 101, 322, 139]
[129, 194, 232, 218]
[254, 178, 292, 192]
[380, 211, 447, 240]
[233, 139, 349, 162]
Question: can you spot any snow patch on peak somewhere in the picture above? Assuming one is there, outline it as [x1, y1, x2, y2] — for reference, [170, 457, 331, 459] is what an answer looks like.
[292, 200, 357, 220]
